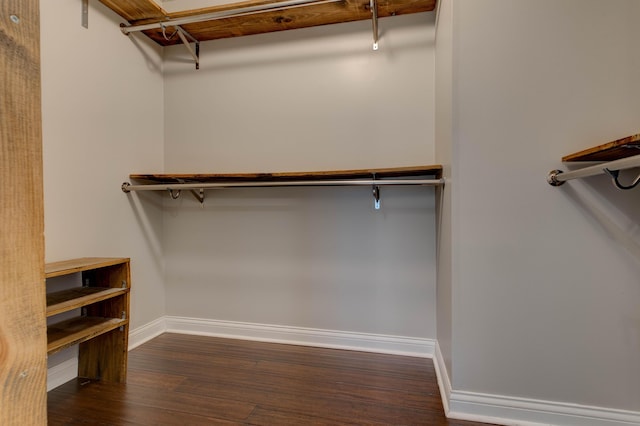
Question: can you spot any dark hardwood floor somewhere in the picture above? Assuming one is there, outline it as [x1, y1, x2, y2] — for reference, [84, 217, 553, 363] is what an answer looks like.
[48, 333, 493, 425]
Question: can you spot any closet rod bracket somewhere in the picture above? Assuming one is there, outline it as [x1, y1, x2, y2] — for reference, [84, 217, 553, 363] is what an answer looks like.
[546, 170, 565, 186]
[603, 168, 640, 190]
[372, 173, 381, 209]
[370, 0, 379, 50]
[373, 185, 381, 209]
[121, 182, 131, 193]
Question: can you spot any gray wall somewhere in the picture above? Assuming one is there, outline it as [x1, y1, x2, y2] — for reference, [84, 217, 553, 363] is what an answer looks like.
[435, 0, 454, 381]
[161, 13, 439, 338]
[448, 0, 640, 411]
[41, 0, 166, 332]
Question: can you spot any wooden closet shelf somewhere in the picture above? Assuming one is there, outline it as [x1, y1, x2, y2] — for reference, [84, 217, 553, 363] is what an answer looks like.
[46, 287, 129, 318]
[45, 257, 130, 278]
[130, 165, 443, 183]
[47, 316, 128, 355]
[562, 133, 640, 162]
[98, 0, 436, 46]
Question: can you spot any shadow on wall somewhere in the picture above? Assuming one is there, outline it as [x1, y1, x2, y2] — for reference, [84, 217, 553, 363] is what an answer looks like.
[560, 167, 640, 265]
[91, 0, 163, 75]
[127, 191, 164, 272]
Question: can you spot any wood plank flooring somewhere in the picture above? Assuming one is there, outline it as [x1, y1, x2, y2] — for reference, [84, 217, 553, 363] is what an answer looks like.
[48, 333, 493, 425]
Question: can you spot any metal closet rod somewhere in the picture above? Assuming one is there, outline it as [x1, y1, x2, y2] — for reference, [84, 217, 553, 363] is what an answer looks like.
[547, 153, 640, 187]
[120, 0, 344, 35]
[122, 179, 445, 193]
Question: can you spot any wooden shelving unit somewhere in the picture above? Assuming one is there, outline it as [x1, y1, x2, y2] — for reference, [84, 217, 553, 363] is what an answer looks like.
[45, 257, 130, 383]
[562, 133, 640, 162]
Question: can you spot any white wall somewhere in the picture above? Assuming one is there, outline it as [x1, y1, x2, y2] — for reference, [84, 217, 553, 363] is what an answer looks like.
[450, 0, 640, 414]
[41, 0, 166, 337]
[163, 13, 435, 173]
[434, 0, 454, 386]
[161, 13, 438, 338]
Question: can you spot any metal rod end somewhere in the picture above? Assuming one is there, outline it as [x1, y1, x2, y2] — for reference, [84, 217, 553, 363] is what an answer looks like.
[120, 23, 131, 35]
[547, 170, 565, 186]
[121, 182, 131, 193]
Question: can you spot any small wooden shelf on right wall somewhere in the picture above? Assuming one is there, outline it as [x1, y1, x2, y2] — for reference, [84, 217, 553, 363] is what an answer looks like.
[562, 133, 640, 162]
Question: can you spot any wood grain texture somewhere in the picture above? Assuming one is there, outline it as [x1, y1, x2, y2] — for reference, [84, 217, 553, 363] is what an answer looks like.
[48, 333, 494, 425]
[45, 257, 129, 278]
[131, 165, 443, 183]
[45, 259, 130, 382]
[562, 133, 640, 162]
[78, 326, 130, 382]
[47, 317, 128, 355]
[97, 0, 166, 21]
[100, 0, 435, 45]
[0, 0, 47, 424]
[46, 287, 129, 317]
[79, 261, 130, 382]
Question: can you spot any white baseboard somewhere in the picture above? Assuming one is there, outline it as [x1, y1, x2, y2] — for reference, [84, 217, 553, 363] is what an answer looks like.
[448, 391, 640, 426]
[431, 344, 640, 426]
[47, 358, 78, 392]
[128, 316, 167, 351]
[164, 316, 435, 358]
[434, 341, 452, 414]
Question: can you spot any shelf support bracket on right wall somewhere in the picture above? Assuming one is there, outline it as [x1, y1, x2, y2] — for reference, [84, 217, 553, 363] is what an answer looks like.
[175, 26, 200, 70]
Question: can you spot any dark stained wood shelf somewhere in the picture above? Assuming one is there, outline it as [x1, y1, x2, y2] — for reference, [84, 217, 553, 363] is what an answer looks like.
[98, 0, 436, 46]
[47, 316, 128, 355]
[563, 133, 640, 162]
[46, 287, 129, 317]
[130, 165, 443, 183]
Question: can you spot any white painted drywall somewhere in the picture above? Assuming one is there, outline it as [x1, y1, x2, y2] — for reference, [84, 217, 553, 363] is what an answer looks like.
[434, 0, 454, 383]
[41, 0, 166, 351]
[163, 13, 435, 173]
[161, 13, 438, 338]
[450, 0, 640, 411]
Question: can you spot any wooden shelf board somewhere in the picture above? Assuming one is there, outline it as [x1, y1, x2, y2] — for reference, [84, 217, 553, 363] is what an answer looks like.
[45, 257, 129, 279]
[130, 165, 443, 183]
[47, 316, 128, 355]
[98, 0, 436, 45]
[46, 287, 129, 318]
[563, 134, 640, 162]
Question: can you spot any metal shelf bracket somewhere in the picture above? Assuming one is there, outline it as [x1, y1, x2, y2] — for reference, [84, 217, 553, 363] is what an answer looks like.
[175, 26, 200, 70]
[190, 188, 205, 204]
